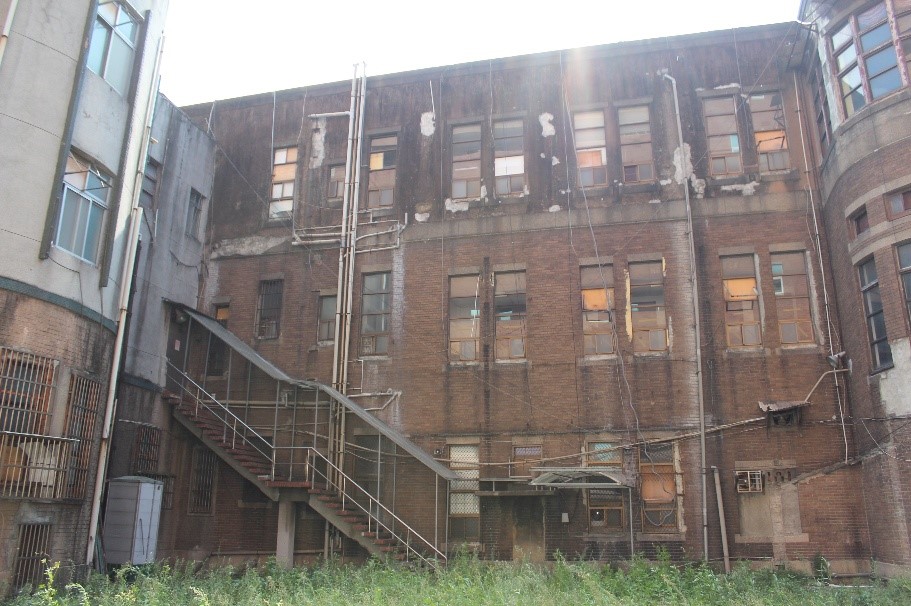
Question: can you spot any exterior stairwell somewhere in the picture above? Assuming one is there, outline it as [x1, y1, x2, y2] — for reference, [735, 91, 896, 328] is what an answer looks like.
[166, 364, 445, 567]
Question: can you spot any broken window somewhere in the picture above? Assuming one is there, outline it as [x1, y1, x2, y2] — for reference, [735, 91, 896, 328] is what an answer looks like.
[12, 523, 51, 591]
[56, 151, 112, 264]
[361, 272, 391, 355]
[206, 304, 230, 375]
[63, 374, 102, 499]
[887, 190, 911, 219]
[318, 295, 337, 343]
[771, 252, 814, 344]
[495, 271, 527, 360]
[618, 105, 654, 182]
[750, 94, 790, 172]
[188, 446, 217, 514]
[0, 347, 56, 436]
[328, 165, 345, 200]
[581, 265, 614, 355]
[830, 2, 902, 118]
[703, 96, 742, 176]
[270, 147, 297, 221]
[629, 261, 667, 352]
[367, 135, 397, 208]
[449, 275, 481, 361]
[639, 443, 678, 533]
[573, 111, 607, 187]
[510, 444, 542, 478]
[852, 207, 870, 238]
[256, 279, 283, 339]
[449, 444, 480, 543]
[494, 120, 525, 196]
[86, 1, 139, 95]
[185, 189, 203, 239]
[452, 124, 482, 198]
[722, 255, 761, 348]
[859, 258, 892, 369]
[589, 488, 625, 530]
[898, 243, 911, 322]
[130, 425, 161, 475]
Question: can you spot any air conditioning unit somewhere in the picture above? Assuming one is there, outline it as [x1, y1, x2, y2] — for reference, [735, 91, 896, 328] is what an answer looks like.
[735, 470, 763, 493]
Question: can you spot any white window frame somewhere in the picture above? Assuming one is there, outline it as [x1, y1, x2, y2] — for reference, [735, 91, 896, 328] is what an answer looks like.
[55, 154, 111, 264]
[87, 1, 139, 95]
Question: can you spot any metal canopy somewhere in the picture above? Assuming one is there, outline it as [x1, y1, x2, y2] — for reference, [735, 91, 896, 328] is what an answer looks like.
[178, 305, 458, 481]
[529, 467, 634, 489]
[758, 400, 809, 413]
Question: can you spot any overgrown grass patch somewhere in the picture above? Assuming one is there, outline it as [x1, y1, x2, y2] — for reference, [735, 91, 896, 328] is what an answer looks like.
[6, 557, 911, 605]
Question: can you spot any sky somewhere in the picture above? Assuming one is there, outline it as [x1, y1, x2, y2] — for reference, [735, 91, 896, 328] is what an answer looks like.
[159, 1, 802, 107]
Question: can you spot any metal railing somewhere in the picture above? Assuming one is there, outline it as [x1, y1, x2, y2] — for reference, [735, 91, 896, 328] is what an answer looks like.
[167, 362, 274, 478]
[0, 431, 77, 500]
[299, 446, 445, 567]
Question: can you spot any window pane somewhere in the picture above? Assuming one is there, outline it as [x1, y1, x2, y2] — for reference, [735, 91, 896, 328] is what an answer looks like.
[861, 22, 892, 52]
[574, 111, 604, 129]
[87, 21, 110, 75]
[836, 44, 858, 71]
[575, 129, 607, 148]
[870, 68, 901, 99]
[858, 3, 888, 31]
[106, 35, 133, 94]
[898, 244, 911, 270]
[581, 266, 613, 289]
[831, 23, 853, 49]
[82, 203, 104, 262]
[618, 105, 649, 125]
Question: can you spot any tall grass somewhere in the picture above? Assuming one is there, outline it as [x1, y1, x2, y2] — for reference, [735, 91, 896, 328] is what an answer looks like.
[6, 556, 911, 606]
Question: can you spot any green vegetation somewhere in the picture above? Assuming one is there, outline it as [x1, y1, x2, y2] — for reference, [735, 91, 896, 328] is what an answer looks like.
[6, 556, 911, 606]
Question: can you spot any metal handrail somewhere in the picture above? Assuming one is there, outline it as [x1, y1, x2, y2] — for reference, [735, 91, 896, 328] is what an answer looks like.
[302, 447, 445, 566]
[167, 362, 274, 473]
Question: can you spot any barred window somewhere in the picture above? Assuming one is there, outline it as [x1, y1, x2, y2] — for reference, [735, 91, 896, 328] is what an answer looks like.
[64, 374, 102, 500]
[131, 425, 161, 474]
[13, 523, 51, 591]
[639, 443, 678, 533]
[256, 280, 283, 339]
[0, 347, 57, 435]
[189, 446, 217, 514]
[449, 444, 479, 543]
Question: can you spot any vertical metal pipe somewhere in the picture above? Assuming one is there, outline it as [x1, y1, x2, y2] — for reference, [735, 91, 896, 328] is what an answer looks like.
[0, 0, 21, 69]
[629, 489, 635, 558]
[712, 466, 731, 573]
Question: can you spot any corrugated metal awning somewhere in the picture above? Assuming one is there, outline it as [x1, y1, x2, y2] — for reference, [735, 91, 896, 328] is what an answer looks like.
[529, 467, 634, 489]
[758, 400, 808, 413]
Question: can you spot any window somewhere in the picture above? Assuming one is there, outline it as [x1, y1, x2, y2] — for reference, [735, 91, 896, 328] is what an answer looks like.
[510, 444, 542, 478]
[318, 295, 337, 343]
[56, 152, 112, 264]
[270, 147, 297, 221]
[449, 275, 481, 361]
[207, 305, 230, 375]
[704, 97, 742, 176]
[618, 105, 654, 182]
[589, 489, 625, 530]
[0, 347, 56, 435]
[139, 159, 159, 209]
[63, 374, 102, 499]
[494, 271, 527, 360]
[185, 190, 203, 239]
[639, 443, 678, 532]
[810, 64, 832, 156]
[830, 2, 902, 117]
[581, 265, 614, 355]
[750, 94, 790, 172]
[887, 190, 911, 219]
[735, 470, 764, 493]
[629, 261, 667, 352]
[361, 272, 391, 355]
[898, 243, 911, 322]
[256, 279, 283, 339]
[772, 252, 814, 344]
[130, 425, 161, 475]
[86, 1, 138, 95]
[573, 111, 607, 187]
[188, 446, 217, 514]
[852, 207, 870, 238]
[452, 124, 482, 198]
[722, 255, 761, 347]
[494, 120, 525, 195]
[859, 258, 892, 369]
[368, 135, 397, 208]
[448, 444, 480, 543]
[587, 441, 621, 467]
[13, 523, 50, 591]
[328, 165, 345, 199]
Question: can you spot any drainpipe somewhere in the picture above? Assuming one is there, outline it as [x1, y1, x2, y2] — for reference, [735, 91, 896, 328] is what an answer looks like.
[85, 35, 165, 567]
[0, 0, 20, 70]
[662, 71, 709, 563]
[712, 466, 730, 573]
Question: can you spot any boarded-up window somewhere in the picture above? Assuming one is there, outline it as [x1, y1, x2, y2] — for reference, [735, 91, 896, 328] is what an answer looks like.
[495, 272, 526, 360]
[629, 261, 667, 352]
[639, 443, 678, 532]
[368, 135, 397, 208]
[574, 111, 607, 187]
[64, 374, 102, 499]
[256, 280, 283, 339]
[771, 252, 814, 344]
[452, 124, 482, 198]
[750, 94, 789, 172]
[581, 265, 614, 355]
[618, 105, 653, 182]
[494, 120, 524, 195]
[704, 96, 742, 175]
[189, 446, 217, 514]
[449, 275, 481, 361]
[722, 255, 761, 347]
[270, 146, 297, 220]
[510, 444, 542, 478]
[449, 444, 480, 542]
[361, 272, 391, 355]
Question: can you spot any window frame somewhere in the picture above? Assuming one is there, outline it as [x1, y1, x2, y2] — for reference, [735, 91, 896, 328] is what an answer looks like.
[721, 255, 762, 348]
[328, 164, 345, 200]
[367, 135, 397, 209]
[361, 272, 391, 356]
[859, 257, 893, 370]
[494, 271, 527, 360]
[588, 488, 626, 531]
[629, 261, 668, 352]
[851, 206, 870, 238]
[63, 373, 102, 500]
[493, 119, 526, 196]
[270, 146, 297, 221]
[749, 93, 790, 173]
[86, 1, 139, 95]
[0, 347, 57, 436]
[255, 279, 283, 340]
[771, 251, 815, 345]
[618, 105, 654, 183]
[897, 242, 911, 325]
[451, 123, 483, 199]
[56, 152, 112, 264]
[185, 189, 203, 239]
[573, 110, 608, 188]
[448, 444, 480, 543]
[509, 444, 542, 478]
[887, 189, 911, 220]
[639, 443, 679, 533]
[449, 275, 481, 362]
[703, 96, 743, 176]
[188, 446, 218, 515]
[581, 265, 615, 355]
[318, 295, 337, 343]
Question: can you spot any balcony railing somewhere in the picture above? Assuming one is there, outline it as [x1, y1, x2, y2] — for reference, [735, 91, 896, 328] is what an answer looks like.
[0, 432, 78, 500]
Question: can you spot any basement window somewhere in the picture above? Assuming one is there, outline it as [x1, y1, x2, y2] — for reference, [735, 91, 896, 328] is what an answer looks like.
[581, 265, 614, 355]
[13, 523, 51, 591]
[494, 271, 527, 360]
[452, 124, 482, 198]
[494, 120, 525, 196]
[618, 105, 654, 182]
[87, 1, 139, 95]
[722, 255, 761, 348]
[449, 275, 481, 362]
[361, 272, 391, 355]
[629, 261, 667, 352]
[573, 111, 608, 187]
[368, 135, 397, 208]
[188, 446, 217, 514]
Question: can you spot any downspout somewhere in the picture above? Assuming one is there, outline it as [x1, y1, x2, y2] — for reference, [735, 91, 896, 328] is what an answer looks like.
[86, 34, 165, 566]
[662, 71, 709, 563]
[0, 0, 20, 69]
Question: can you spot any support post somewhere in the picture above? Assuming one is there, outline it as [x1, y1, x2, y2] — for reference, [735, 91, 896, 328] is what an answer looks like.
[276, 499, 297, 568]
[713, 466, 731, 573]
